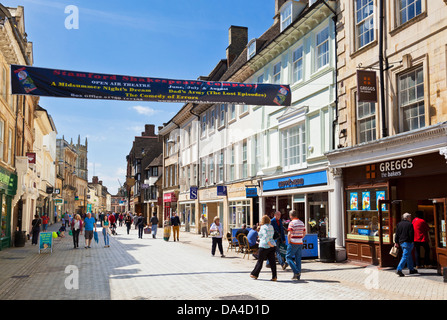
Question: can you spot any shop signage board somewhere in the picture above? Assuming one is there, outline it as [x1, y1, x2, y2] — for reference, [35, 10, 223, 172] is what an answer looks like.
[357, 70, 377, 103]
[11, 65, 291, 107]
[262, 170, 328, 192]
[344, 153, 447, 185]
[39, 232, 53, 254]
[0, 167, 17, 196]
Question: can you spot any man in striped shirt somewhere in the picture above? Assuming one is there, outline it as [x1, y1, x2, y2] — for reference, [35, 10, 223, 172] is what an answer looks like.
[286, 210, 306, 281]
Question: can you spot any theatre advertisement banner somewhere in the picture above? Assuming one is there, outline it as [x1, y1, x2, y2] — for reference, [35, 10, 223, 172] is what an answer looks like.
[10, 65, 291, 106]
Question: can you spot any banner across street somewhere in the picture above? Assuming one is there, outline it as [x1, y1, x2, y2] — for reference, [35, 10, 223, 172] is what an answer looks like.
[10, 64, 292, 107]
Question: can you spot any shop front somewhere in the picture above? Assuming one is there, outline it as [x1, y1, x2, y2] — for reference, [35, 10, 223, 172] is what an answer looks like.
[343, 152, 447, 271]
[261, 169, 332, 240]
[163, 192, 177, 221]
[0, 167, 18, 250]
[226, 181, 259, 231]
[178, 188, 197, 233]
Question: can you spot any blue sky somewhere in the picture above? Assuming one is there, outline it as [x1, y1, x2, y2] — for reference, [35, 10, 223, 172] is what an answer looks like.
[4, 0, 275, 194]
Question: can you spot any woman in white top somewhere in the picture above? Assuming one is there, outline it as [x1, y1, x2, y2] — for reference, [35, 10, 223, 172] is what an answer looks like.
[209, 216, 225, 257]
[71, 214, 83, 249]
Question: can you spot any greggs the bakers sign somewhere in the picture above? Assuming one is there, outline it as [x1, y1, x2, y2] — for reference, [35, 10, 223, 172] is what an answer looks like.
[357, 70, 377, 103]
[10, 65, 291, 107]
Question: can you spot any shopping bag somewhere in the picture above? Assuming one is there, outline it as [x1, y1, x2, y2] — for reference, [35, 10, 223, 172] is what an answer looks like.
[279, 243, 287, 258]
[69, 230, 73, 236]
[93, 231, 99, 243]
[389, 245, 398, 257]
[144, 227, 151, 234]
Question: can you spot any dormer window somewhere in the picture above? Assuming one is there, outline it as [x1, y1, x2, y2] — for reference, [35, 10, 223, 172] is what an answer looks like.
[247, 39, 256, 60]
[280, 2, 293, 31]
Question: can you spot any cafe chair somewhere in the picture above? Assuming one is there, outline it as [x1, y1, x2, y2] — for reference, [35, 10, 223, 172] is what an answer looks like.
[226, 232, 237, 252]
[237, 233, 246, 254]
[242, 235, 257, 260]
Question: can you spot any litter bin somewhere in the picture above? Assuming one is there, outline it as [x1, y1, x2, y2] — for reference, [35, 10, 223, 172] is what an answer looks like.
[14, 231, 27, 247]
[319, 237, 336, 263]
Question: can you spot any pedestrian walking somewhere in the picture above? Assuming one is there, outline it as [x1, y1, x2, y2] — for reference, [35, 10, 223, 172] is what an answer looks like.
[250, 215, 277, 281]
[83, 212, 96, 249]
[150, 212, 159, 239]
[136, 213, 146, 239]
[31, 214, 41, 245]
[125, 213, 133, 235]
[102, 214, 110, 247]
[209, 216, 225, 257]
[62, 212, 68, 228]
[42, 214, 49, 232]
[200, 214, 208, 238]
[71, 214, 83, 249]
[395, 212, 418, 277]
[412, 210, 431, 268]
[286, 210, 306, 281]
[171, 212, 180, 242]
[267, 211, 288, 270]
[119, 213, 124, 227]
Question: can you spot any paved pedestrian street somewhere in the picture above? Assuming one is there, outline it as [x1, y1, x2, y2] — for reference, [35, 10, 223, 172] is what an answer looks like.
[1, 222, 446, 305]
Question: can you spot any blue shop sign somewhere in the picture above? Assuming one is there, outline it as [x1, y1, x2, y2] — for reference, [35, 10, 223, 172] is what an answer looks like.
[263, 170, 327, 192]
[245, 187, 258, 198]
[217, 186, 227, 196]
[190, 187, 198, 200]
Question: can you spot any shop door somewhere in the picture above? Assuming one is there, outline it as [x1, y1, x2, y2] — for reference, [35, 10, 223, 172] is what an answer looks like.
[433, 198, 447, 275]
[378, 200, 400, 267]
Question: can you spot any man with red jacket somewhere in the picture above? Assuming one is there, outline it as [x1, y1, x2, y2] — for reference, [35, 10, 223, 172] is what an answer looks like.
[412, 210, 431, 268]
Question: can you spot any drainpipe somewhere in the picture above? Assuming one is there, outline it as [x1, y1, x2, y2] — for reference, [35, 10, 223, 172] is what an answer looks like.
[378, 0, 388, 138]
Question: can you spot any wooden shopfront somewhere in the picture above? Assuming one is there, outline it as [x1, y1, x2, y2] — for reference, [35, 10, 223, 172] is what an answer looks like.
[343, 152, 447, 272]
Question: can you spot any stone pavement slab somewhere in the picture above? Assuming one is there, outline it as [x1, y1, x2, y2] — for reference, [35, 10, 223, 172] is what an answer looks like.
[0, 222, 445, 301]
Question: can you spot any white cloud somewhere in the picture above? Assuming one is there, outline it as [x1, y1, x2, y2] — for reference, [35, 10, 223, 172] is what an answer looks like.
[132, 106, 160, 116]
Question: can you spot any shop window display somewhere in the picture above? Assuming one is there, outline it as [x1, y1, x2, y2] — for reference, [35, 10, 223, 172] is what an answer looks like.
[346, 187, 390, 243]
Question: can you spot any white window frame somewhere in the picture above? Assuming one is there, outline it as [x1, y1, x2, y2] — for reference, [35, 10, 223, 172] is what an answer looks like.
[280, 1, 293, 32]
[218, 151, 224, 182]
[356, 94, 377, 143]
[292, 46, 304, 83]
[201, 113, 207, 137]
[273, 62, 282, 84]
[398, 0, 422, 26]
[247, 39, 256, 60]
[282, 122, 306, 171]
[316, 26, 330, 70]
[242, 140, 248, 179]
[355, 0, 375, 49]
[399, 67, 425, 132]
[209, 154, 214, 185]
[219, 104, 226, 128]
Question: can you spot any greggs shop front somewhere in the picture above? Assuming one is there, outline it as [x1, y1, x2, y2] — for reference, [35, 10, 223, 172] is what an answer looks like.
[342, 152, 447, 273]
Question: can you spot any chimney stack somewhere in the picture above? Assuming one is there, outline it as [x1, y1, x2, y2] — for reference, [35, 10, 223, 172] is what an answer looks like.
[142, 124, 156, 137]
[226, 25, 248, 68]
[92, 176, 99, 184]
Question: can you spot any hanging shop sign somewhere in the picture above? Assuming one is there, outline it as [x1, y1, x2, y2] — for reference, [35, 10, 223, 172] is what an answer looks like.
[10, 65, 292, 107]
[357, 70, 377, 103]
[245, 187, 258, 198]
[190, 187, 198, 200]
